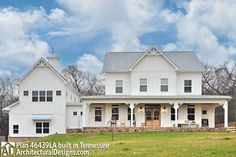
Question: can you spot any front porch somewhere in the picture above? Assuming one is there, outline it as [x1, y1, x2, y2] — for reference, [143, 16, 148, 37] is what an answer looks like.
[81, 95, 232, 128]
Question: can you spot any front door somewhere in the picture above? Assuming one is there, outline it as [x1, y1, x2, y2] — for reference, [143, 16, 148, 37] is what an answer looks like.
[145, 105, 160, 126]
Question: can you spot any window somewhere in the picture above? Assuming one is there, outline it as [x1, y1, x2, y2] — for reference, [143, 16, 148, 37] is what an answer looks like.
[112, 105, 119, 120]
[23, 91, 29, 96]
[127, 107, 135, 121]
[184, 80, 192, 93]
[187, 105, 195, 120]
[73, 111, 77, 116]
[47, 91, 53, 102]
[56, 90, 61, 96]
[32, 91, 38, 102]
[95, 107, 102, 122]
[161, 78, 168, 92]
[39, 91, 45, 102]
[140, 78, 147, 92]
[115, 80, 123, 93]
[202, 110, 207, 115]
[13, 125, 19, 134]
[171, 107, 175, 121]
[36, 122, 49, 134]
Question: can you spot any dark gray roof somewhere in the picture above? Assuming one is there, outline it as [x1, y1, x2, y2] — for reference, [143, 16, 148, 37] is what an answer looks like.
[103, 51, 204, 72]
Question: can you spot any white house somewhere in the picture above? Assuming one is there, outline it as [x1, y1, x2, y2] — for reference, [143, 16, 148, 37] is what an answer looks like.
[81, 46, 231, 129]
[4, 56, 83, 139]
[4, 45, 232, 140]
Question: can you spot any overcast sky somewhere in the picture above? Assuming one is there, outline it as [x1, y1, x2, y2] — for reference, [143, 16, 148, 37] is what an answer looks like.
[0, 0, 236, 76]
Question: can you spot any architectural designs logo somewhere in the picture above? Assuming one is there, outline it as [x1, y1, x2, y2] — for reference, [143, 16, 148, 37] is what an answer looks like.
[0, 142, 15, 156]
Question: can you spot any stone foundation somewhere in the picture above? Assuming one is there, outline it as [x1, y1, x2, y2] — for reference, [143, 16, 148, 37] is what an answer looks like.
[67, 128, 82, 133]
[8, 137, 38, 142]
[83, 127, 227, 133]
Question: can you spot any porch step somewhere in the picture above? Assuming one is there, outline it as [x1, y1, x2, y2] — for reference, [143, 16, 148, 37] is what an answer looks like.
[227, 126, 236, 132]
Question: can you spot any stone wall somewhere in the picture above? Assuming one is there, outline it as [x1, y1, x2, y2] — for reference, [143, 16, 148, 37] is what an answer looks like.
[67, 129, 82, 133]
[8, 137, 38, 142]
[83, 127, 227, 133]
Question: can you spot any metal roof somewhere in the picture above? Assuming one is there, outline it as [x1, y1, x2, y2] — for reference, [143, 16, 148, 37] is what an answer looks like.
[103, 51, 204, 72]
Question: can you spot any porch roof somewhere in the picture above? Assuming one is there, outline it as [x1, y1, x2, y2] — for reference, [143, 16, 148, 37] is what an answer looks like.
[81, 95, 232, 104]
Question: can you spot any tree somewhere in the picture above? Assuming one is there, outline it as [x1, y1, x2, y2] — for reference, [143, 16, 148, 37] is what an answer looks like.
[62, 65, 105, 95]
[202, 63, 236, 123]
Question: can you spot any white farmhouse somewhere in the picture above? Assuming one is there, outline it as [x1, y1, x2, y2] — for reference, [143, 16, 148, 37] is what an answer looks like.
[4, 45, 232, 141]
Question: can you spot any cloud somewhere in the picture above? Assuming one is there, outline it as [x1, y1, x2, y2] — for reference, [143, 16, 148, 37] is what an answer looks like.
[164, 0, 236, 64]
[76, 54, 103, 75]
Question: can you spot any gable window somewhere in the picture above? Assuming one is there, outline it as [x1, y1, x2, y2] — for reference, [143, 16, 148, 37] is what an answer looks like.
[73, 111, 77, 116]
[127, 107, 135, 121]
[161, 78, 168, 92]
[36, 122, 49, 134]
[32, 91, 38, 102]
[39, 91, 46, 102]
[112, 105, 119, 120]
[140, 78, 147, 92]
[47, 91, 53, 102]
[184, 80, 192, 93]
[13, 125, 19, 134]
[95, 107, 102, 122]
[23, 91, 29, 96]
[56, 90, 61, 96]
[115, 80, 123, 93]
[187, 105, 195, 120]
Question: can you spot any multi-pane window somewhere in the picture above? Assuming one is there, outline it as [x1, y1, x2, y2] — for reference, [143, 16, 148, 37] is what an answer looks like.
[47, 91, 53, 102]
[36, 122, 49, 134]
[115, 80, 123, 93]
[184, 80, 192, 93]
[171, 107, 175, 121]
[23, 91, 29, 96]
[187, 105, 195, 120]
[56, 90, 61, 96]
[13, 125, 19, 134]
[127, 107, 135, 121]
[112, 105, 119, 120]
[95, 107, 102, 122]
[73, 111, 77, 116]
[140, 78, 147, 92]
[39, 91, 46, 102]
[32, 91, 38, 102]
[161, 78, 168, 92]
[202, 110, 207, 115]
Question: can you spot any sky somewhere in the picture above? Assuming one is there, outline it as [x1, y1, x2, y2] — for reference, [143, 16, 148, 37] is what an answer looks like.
[0, 0, 236, 76]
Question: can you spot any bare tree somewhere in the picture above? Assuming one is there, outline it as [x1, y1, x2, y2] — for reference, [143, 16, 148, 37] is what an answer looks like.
[62, 65, 105, 95]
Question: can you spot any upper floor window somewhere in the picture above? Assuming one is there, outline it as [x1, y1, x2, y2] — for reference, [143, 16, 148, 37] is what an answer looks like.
[115, 80, 123, 93]
[39, 91, 46, 102]
[56, 90, 61, 96]
[32, 91, 38, 102]
[184, 80, 192, 93]
[187, 105, 195, 120]
[47, 91, 53, 102]
[95, 107, 102, 122]
[140, 78, 147, 92]
[161, 78, 168, 92]
[23, 91, 29, 96]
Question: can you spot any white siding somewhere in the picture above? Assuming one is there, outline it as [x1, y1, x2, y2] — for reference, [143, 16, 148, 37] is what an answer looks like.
[66, 106, 83, 129]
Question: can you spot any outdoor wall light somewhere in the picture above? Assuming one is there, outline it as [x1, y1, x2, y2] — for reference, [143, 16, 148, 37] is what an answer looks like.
[139, 107, 143, 112]
[163, 107, 167, 113]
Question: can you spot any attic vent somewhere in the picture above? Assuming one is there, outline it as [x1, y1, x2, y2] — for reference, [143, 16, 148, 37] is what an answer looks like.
[37, 60, 47, 67]
[148, 47, 159, 55]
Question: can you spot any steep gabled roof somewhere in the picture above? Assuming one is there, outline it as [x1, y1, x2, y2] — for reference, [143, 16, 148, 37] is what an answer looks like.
[18, 57, 68, 84]
[103, 46, 204, 72]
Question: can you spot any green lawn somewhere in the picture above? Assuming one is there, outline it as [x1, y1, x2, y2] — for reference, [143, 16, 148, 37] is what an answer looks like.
[14, 131, 236, 157]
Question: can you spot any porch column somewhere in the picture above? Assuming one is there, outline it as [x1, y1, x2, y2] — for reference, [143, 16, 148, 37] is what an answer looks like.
[82, 102, 89, 128]
[174, 103, 179, 127]
[223, 102, 228, 128]
[129, 103, 135, 127]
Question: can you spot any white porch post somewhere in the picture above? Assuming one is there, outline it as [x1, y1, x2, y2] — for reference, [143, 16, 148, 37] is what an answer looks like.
[223, 102, 228, 128]
[82, 102, 89, 128]
[174, 103, 179, 127]
[129, 103, 135, 127]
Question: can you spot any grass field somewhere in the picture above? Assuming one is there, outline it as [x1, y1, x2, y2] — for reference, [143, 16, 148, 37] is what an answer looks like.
[14, 131, 236, 157]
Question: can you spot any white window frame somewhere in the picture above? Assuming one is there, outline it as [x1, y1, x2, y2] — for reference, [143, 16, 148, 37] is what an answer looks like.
[95, 107, 102, 122]
[140, 78, 147, 92]
[160, 78, 168, 92]
[184, 80, 192, 93]
[115, 80, 123, 93]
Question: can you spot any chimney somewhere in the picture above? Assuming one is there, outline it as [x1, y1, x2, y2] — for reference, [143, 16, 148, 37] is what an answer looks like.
[47, 55, 60, 71]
